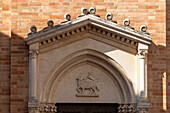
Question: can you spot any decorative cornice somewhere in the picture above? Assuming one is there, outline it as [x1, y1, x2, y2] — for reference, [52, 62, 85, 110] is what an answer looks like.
[38, 25, 138, 49]
[25, 7, 152, 47]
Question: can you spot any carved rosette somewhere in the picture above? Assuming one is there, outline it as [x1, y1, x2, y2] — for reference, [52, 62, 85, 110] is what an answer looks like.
[118, 104, 137, 113]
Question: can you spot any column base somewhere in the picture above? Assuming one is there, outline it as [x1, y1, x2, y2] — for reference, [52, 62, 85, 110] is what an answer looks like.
[28, 102, 39, 113]
[138, 98, 150, 113]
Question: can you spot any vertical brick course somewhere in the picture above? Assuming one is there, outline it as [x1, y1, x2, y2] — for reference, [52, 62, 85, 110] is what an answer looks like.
[0, 0, 11, 112]
[166, 0, 170, 112]
[0, 0, 168, 112]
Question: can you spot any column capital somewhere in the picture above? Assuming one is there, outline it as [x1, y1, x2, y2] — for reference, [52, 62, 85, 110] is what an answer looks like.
[138, 50, 148, 59]
[138, 43, 148, 59]
[29, 50, 39, 59]
[29, 42, 39, 59]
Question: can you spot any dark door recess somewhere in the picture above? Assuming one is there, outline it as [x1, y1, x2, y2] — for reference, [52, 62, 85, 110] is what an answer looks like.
[55, 103, 119, 113]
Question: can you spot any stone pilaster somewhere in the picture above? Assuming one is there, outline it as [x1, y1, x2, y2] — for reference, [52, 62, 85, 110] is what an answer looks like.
[138, 43, 149, 99]
[138, 49, 147, 98]
[138, 43, 150, 113]
[29, 42, 39, 103]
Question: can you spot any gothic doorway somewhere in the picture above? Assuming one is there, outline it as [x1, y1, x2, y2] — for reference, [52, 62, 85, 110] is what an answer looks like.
[55, 103, 119, 113]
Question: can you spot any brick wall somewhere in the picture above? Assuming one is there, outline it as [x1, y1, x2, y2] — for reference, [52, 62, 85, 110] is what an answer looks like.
[0, 0, 11, 112]
[0, 0, 167, 112]
[166, 0, 170, 112]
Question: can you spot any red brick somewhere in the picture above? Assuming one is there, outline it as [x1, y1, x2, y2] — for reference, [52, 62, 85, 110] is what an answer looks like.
[0, 0, 168, 113]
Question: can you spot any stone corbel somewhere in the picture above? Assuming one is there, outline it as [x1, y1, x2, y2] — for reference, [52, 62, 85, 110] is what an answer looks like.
[29, 42, 39, 103]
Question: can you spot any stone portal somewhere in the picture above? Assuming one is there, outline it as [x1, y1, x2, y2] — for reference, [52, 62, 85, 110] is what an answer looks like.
[26, 7, 151, 113]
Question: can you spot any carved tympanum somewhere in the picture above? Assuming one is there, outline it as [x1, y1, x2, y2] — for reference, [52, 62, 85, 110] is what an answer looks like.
[76, 72, 99, 97]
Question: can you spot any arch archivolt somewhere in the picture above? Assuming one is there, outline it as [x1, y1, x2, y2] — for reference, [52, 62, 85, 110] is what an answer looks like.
[40, 49, 136, 104]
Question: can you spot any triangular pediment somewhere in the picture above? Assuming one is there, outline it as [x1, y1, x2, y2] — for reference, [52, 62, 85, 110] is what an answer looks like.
[25, 11, 152, 54]
[26, 8, 152, 110]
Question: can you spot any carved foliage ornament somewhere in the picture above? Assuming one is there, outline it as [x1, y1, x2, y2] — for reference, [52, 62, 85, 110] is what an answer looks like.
[76, 72, 99, 97]
[138, 50, 147, 59]
[118, 104, 137, 113]
[39, 105, 57, 113]
[29, 50, 39, 59]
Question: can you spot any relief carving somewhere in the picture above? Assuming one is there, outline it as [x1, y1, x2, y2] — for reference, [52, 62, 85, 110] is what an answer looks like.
[118, 104, 137, 113]
[39, 104, 57, 113]
[29, 50, 39, 59]
[76, 72, 99, 97]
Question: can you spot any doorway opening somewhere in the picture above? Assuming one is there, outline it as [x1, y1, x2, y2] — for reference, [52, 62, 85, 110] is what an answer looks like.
[55, 103, 119, 113]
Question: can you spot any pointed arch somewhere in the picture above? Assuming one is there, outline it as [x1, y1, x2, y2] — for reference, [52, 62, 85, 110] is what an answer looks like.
[40, 49, 136, 103]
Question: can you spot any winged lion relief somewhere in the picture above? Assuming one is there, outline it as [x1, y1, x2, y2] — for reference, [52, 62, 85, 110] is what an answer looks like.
[76, 72, 99, 97]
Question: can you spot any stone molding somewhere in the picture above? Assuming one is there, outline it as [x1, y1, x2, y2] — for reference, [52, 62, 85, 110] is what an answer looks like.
[39, 32, 138, 55]
[28, 103, 57, 113]
[25, 8, 152, 46]
[39, 104, 57, 113]
[38, 25, 138, 49]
